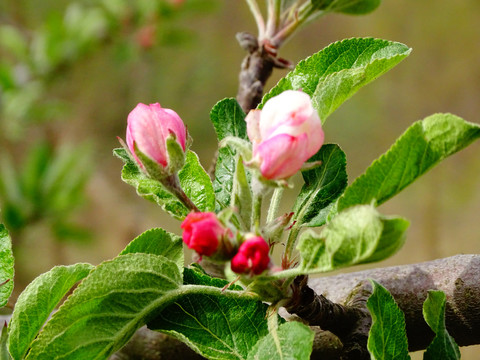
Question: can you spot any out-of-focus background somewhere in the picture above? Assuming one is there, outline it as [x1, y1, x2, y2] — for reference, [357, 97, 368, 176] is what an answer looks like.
[1, 0, 479, 356]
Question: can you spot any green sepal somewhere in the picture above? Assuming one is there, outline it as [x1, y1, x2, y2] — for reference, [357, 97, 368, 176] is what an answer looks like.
[132, 142, 170, 180]
[0, 321, 11, 360]
[165, 134, 186, 174]
[219, 136, 252, 161]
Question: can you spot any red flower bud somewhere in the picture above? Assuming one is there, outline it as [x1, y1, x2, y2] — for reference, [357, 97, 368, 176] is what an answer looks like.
[231, 236, 270, 275]
[181, 212, 228, 257]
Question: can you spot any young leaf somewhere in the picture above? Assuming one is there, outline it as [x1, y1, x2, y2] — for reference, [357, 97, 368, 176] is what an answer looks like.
[367, 280, 410, 360]
[423, 291, 460, 360]
[114, 148, 214, 219]
[149, 267, 275, 360]
[210, 98, 248, 211]
[298, 205, 408, 273]
[312, 0, 381, 14]
[247, 321, 314, 360]
[231, 156, 253, 229]
[8, 263, 93, 360]
[1, 322, 11, 360]
[292, 144, 347, 228]
[179, 150, 215, 213]
[26, 253, 183, 360]
[120, 227, 184, 272]
[261, 38, 411, 122]
[0, 225, 14, 308]
[336, 113, 480, 213]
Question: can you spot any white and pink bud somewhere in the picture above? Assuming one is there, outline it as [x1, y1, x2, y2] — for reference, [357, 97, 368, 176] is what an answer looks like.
[126, 102, 187, 177]
[245, 90, 324, 180]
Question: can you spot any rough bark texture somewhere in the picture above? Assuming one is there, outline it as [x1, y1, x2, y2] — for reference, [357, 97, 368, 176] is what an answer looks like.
[110, 254, 480, 358]
[308, 254, 480, 351]
[235, 32, 291, 113]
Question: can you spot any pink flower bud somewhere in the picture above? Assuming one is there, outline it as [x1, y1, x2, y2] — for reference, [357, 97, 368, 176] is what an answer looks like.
[246, 90, 324, 180]
[181, 212, 228, 257]
[126, 103, 187, 170]
[231, 236, 270, 275]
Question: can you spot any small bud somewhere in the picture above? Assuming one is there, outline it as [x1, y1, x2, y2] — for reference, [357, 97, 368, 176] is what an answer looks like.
[231, 236, 270, 275]
[126, 103, 187, 178]
[181, 212, 230, 257]
[245, 90, 324, 180]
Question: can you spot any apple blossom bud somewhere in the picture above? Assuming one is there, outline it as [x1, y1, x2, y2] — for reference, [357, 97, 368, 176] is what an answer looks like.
[181, 212, 229, 257]
[231, 236, 270, 275]
[245, 90, 324, 180]
[126, 103, 187, 176]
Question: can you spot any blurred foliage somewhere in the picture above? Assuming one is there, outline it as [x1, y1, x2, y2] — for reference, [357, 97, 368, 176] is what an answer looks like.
[0, 0, 218, 138]
[0, 141, 92, 242]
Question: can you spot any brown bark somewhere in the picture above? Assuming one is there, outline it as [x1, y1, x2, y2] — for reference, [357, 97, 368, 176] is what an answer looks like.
[111, 254, 480, 359]
[235, 32, 291, 113]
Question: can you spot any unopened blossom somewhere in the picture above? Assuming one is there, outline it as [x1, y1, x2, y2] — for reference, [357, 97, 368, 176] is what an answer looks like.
[245, 90, 324, 180]
[231, 236, 270, 275]
[126, 102, 186, 170]
[181, 212, 230, 257]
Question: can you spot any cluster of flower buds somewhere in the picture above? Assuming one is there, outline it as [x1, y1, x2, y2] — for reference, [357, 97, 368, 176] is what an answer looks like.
[124, 90, 324, 277]
[181, 212, 271, 276]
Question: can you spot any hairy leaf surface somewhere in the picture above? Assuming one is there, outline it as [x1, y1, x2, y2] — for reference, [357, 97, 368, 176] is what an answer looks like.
[149, 267, 274, 360]
[292, 144, 347, 228]
[26, 254, 182, 359]
[210, 98, 248, 211]
[298, 205, 408, 273]
[114, 149, 214, 219]
[0, 225, 13, 308]
[8, 263, 93, 360]
[261, 38, 411, 122]
[367, 280, 410, 360]
[120, 227, 183, 272]
[423, 291, 460, 360]
[335, 114, 480, 213]
[247, 321, 314, 360]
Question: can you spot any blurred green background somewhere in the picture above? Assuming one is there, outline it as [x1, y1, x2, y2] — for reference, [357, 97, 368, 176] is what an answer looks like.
[0, 0, 479, 355]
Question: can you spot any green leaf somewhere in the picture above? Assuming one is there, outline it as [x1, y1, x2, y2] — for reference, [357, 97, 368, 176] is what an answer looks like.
[120, 227, 184, 272]
[115, 148, 214, 219]
[210, 98, 248, 211]
[261, 38, 411, 122]
[247, 321, 314, 360]
[179, 150, 215, 213]
[367, 280, 410, 360]
[149, 267, 274, 360]
[423, 291, 460, 360]
[292, 144, 347, 228]
[1, 322, 11, 360]
[0, 225, 14, 308]
[26, 253, 183, 360]
[298, 205, 408, 273]
[336, 113, 480, 213]
[311, 0, 381, 14]
[231, 156, 253, 229]
[8, 263, 93, 360]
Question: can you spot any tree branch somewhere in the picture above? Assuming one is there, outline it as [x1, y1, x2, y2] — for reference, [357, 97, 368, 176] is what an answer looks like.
[307, 254, 480, 352]
[110, 254, 480, 358]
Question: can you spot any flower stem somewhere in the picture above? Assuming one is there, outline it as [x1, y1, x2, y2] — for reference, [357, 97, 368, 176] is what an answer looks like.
[162, 174, 200, 212]
[245, 0, 266, 38]
[266, 187, 284, 224]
